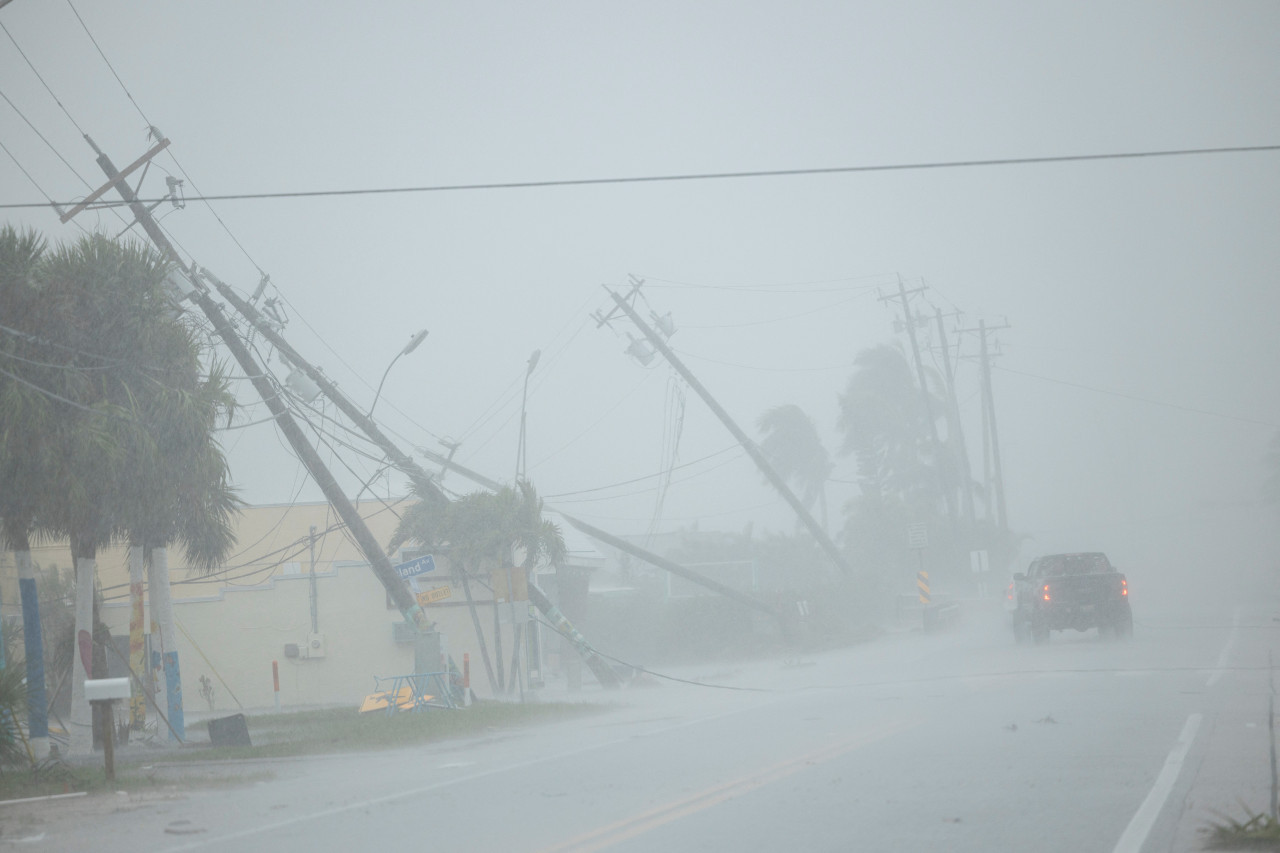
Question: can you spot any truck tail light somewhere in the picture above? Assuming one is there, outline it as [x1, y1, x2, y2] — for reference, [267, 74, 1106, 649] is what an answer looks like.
[1042, 584, 1051, 602]
[1121, 579, 1128, 596]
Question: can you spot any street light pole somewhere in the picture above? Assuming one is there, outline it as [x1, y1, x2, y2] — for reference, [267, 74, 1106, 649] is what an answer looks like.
[369, 329, 429, 419]
[512, 349, 541, 701]
[515, 349, 541, 484]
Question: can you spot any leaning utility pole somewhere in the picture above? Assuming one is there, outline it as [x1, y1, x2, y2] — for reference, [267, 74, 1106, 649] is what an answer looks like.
[189, 235, 625, 688]
[605, 287, 854, 578]
[191, 269, 446, 504]
[879, 278, 957, 527]
[83, 136, 431, 630]
[209, 269, 786, 626]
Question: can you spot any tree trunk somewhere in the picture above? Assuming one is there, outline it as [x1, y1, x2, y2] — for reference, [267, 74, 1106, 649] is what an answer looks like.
[148, 547, 184, 742]
[458, 571, 498, 694]
[127, 544, 147, 730]
[69, 546, 95, 756]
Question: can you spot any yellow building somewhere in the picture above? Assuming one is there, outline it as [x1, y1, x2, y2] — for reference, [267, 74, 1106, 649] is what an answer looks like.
[1, 500, 557, 717]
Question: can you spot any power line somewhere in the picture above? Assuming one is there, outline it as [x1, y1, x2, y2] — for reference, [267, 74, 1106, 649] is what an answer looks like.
[671, 346, 858, 374]
[64, 0, 152, 130]
[0, 86, 97, 191]
[4, 143, 1277, 211]
[994, 364, 1280, 428]
[0, 18, 87, 137]
[545, 444, 740, 499]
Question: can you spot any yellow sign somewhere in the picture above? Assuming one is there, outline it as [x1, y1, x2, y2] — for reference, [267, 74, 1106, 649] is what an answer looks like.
[491, 567, 528, 602]
[416, 586, 452, 607]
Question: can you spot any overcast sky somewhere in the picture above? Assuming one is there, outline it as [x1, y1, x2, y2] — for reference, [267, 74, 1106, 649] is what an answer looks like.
[2, 1, 1278, 578]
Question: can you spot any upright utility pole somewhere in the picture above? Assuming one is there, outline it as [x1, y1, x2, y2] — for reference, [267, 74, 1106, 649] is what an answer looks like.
[976, 319, 1009, 533]
[308, 525, 319, 634]
[934, 308, 976, 529]
[879, 278, 956, 527]
[606, 287, 853, 578]
[84, 137, 431, 630]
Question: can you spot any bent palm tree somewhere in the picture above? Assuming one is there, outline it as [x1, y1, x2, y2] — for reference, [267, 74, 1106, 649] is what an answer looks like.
[757, 404, 834, 532]
[389, 481, 564, 693]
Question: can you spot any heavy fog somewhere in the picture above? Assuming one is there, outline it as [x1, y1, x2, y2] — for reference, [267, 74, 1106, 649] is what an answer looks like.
[3, 3, 1276, 581]
[1, 3, 1278, 849]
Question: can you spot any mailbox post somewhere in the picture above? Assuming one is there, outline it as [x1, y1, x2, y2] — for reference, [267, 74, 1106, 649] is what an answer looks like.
[84, 678, 130, 781]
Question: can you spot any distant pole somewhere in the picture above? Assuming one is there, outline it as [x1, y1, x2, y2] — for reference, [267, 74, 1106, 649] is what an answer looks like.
[272, 660, 281, 713]
[880, 278, 956, 527]
[308, 525, 319, 634]
[515, 350, 541, 484]
[935, 308, 976, 529]
[978, 320, 1008, 533]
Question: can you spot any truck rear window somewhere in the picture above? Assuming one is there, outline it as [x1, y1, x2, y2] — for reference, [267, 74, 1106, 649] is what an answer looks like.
[1037, 554, 1112, 577]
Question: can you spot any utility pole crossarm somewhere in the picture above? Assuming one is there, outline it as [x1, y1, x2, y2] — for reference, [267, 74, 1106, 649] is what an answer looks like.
[606, 288, 853, 578]
[63, 137, 170, 224]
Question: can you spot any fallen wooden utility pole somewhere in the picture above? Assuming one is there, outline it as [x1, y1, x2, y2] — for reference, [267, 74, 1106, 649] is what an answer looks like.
[82, 136, 430, 630]
[558, 515, 786, 628]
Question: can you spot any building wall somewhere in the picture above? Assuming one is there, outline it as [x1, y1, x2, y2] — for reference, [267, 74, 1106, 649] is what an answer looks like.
[97, 560, 509, 711]
[4, 500, 548, 712]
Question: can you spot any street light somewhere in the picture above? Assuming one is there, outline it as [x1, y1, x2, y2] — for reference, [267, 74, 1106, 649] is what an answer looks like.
[368, 329, 428, 419]
[514, 349, 541, 484]
[512, 348, 542, 701]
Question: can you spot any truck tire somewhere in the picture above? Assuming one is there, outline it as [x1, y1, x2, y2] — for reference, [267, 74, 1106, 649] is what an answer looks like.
[1116, 609, 1133, 639]
[1031, 619, 1049, 644]
[1013, 618, 1030, 645]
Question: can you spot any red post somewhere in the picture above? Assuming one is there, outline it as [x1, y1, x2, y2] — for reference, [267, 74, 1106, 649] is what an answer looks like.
[462, 653, 471, 707]
[272, 660, 281, 713]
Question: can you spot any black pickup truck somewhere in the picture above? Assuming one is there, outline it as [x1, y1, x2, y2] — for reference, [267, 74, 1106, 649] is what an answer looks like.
[1010, 552, 1132, 643]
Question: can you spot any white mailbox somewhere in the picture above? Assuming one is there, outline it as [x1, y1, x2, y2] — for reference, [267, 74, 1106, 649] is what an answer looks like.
[84, 677, 131, 701]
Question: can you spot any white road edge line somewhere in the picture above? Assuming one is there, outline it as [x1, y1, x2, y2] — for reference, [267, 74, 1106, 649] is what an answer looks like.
[1206, 607, 1242, 687]
[1111, 713, 1203, 853]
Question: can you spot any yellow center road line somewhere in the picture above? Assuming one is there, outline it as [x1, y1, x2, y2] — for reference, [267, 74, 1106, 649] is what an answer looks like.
[539, 716, 922, 853]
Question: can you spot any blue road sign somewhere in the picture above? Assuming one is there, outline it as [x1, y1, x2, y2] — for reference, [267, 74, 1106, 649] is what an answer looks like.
[394, 554, 437, 580]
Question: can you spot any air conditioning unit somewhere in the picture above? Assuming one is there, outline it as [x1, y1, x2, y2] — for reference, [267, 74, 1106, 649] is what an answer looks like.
[392, 621, 416, 645]
[306, 633, 327, 659]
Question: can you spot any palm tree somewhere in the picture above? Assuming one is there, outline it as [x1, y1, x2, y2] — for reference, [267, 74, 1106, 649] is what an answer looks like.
[837, 344, 947, 508]
[388, 480, 565, 694]
[757, 404, 834, 532]
[21, 233, 234, 751]
[116, 315, 241, 739]
[0, 225, 56, 757]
